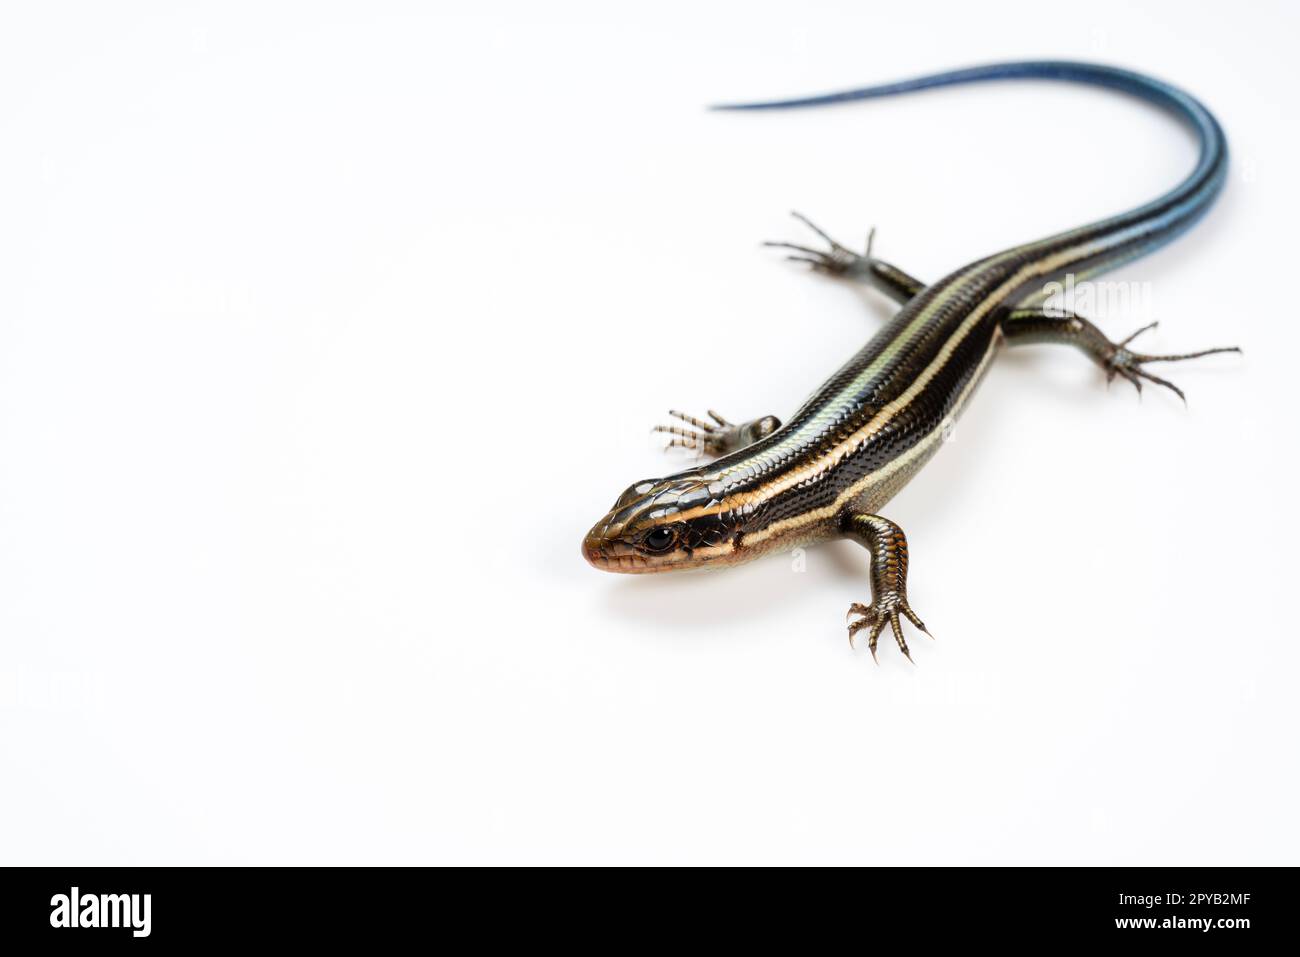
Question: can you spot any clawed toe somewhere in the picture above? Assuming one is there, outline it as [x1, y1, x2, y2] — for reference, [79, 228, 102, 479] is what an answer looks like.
[653, 409, 734, 456]
[846, 602, 873, 623]
[1105, 323, 1241, 405]
[653, 409, 781, 459]
[846, 598, 928, 663]
[764, 212, 874, 276]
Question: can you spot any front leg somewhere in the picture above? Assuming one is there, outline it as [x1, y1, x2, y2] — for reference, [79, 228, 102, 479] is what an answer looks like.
[841, 511, 931, 663]
[1001, 308, 1240, 402]
[653, 409, 781, 458]
[764, 212, 926, 305]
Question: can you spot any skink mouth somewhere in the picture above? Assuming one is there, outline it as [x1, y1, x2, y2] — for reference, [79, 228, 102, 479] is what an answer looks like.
[584, 550, 656, 573]
[582, 525, 648, 573]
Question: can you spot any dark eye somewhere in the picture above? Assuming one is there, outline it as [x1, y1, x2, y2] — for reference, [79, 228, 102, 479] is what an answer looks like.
[642, 526, 677, 552]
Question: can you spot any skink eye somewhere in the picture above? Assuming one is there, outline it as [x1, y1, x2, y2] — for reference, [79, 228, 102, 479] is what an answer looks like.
[643, 527, 676, 552]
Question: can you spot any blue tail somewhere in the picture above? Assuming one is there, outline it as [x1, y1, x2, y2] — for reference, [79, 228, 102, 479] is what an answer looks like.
[712, 61, 1227, 273]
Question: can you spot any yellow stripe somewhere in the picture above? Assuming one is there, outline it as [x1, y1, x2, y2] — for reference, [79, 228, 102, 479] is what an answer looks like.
[646, 235, 1099, 532]
[742, 330, 1002, 547]
[716, 239, 1099, 508]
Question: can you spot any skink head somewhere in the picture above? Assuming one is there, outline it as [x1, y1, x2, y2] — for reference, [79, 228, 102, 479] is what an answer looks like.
[582, 476, 742, 573]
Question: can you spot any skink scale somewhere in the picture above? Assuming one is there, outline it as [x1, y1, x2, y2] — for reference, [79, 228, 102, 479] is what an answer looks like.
[581, 61, 1239, 662]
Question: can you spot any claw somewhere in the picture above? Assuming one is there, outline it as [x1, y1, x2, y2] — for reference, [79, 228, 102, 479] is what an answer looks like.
[846, 596, 929, 661]
[790, 210, 841, 249]
[654, 425, 701, 439]
[847, 610, 876, 648]
[1118, 321, 1159, 348]
[656, 410, 720, 456]
[846, 602, 872, 623]
[762, 241, 823, 257]
[654, 409, 755, 458]
[1105, 326, 1241, 406]
[901, 604, 932, 639]
[888, 610, 914, 663]
[1135, 345, 1242, 364]
[867, 617, 887, 664]
[765, 212, 872, 277]
[1133, 366, 1186, 405]
[1114, 364, 1143, 397]
[669, 410, 715, 431]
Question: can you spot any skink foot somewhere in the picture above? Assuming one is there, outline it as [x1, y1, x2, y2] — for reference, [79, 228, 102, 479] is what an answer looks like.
[1105, 321, 1241, 404]
[763, 211, 875, 277]
[841, 512, 931, 665]
[847, 598, 930, 664]
[653, 409, 780, 458]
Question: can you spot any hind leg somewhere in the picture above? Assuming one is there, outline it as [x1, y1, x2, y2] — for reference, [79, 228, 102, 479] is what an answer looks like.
[1000, 308, 1240, 403]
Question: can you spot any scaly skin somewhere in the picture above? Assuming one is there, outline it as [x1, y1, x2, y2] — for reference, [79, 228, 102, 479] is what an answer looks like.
[581, 62, 1240, 661]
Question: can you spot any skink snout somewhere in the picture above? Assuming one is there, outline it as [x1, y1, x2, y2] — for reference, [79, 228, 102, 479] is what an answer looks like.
[581, 528, 606, 568]
[582, 516, 647, 572]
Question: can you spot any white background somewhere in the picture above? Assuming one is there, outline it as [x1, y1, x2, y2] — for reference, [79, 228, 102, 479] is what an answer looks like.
[2, 1, 1297, 865]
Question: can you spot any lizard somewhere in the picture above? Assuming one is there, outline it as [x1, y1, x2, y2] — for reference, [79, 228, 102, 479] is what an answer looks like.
[580, 61, 1239, 662]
